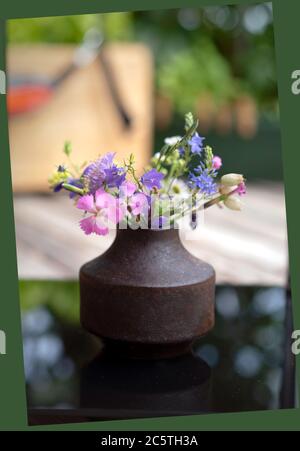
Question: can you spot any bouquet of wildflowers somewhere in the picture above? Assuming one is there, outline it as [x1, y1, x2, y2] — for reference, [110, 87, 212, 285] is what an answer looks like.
[49, 113, 246, 236]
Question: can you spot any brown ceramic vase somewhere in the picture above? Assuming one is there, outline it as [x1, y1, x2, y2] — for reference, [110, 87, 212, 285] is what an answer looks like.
[80, 228, 215, 359]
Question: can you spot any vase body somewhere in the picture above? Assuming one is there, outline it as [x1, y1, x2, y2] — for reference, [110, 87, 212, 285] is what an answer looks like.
[80, 228, 215, 359]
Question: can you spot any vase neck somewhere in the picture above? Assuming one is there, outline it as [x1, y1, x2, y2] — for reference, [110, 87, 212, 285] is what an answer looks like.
[112, 227, 181, 249]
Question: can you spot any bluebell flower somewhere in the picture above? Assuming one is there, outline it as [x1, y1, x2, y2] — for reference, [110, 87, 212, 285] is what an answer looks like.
[189, 168, 217, 196]
[188, 132, 205, 155]
[141, 169, 164, 190]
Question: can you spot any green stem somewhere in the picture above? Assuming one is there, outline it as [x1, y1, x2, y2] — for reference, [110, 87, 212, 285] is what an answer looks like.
[62, 183, 84, 196]
[170, 187, 237, 223]
[128, 167, 144, 191]
[204, 187, 238, 208]
[155, 118, 198, 172]
[166, 164, 177, 193]
[155, 153, 164, 171]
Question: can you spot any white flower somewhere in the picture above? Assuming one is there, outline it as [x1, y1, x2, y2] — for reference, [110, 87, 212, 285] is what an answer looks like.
[151, 152, 166, 164]
[224, 196, 243, 211]
[168, 179, 190, 199]
[221, 173, 244, 187]
[164, 136, 182, 146]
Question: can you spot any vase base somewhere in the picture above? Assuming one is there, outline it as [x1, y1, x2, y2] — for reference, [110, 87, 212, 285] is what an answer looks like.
[101, 337, 193, 360]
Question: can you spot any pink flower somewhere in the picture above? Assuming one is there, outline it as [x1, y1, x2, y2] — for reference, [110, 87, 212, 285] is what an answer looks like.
[212, 155, 222, 170]
[236, 182, 246, 196]
[77, 189, 124, 236]
[129, 193, 149, 216]
[120, 181, 137, 198]
[79, 216, 109, 236]
[77, 194, 96, 213]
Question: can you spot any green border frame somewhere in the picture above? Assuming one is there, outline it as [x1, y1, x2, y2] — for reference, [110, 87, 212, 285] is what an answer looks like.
[0, 0, 299, 431]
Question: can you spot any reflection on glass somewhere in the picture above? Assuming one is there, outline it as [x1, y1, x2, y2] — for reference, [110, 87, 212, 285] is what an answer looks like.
[80, 353, 211, 415]
[22, 285, 292, 417]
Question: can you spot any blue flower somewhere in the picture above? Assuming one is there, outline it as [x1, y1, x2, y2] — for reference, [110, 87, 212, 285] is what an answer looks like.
[141, 169, 164, 190]
[189, 168, 217, 196]
[188, 132, 205, 155]
[178, 147, 185, 157]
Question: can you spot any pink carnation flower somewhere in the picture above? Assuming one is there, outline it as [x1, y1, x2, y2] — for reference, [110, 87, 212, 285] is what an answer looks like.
[120, 181, 137, 198]
[129, 193, 149, 216]
[77, 189, 124, 236]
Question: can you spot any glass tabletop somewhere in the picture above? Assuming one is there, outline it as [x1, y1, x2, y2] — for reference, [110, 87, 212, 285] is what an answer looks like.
[21, 284, 295, 424]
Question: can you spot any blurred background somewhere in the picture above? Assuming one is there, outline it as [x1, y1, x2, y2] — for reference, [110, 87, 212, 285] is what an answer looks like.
[8, 3, 296, 419]
[7, 3, 288, 317]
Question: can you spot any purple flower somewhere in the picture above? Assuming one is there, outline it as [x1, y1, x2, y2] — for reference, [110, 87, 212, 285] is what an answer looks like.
[189, 169, 217, 195]
[103, 166, 126, 188]
[53, 182, 64, 193]
[188, 132, 205, 155]
[83, 152, 125, 193]
[141, 169, 164, 190]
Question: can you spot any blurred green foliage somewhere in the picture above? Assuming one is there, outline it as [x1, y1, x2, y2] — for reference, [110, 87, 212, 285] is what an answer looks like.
[158, 37, 234, 114]
[8, 13, 134, 43]
[19, 280, 80, 322]
[8, 4, 278, 114]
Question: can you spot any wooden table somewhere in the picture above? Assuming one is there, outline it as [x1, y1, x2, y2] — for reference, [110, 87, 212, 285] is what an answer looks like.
[13, 182, 288, 285]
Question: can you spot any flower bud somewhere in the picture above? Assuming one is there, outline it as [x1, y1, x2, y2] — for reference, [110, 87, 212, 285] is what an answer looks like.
[224, 196, 243, 211]
[219, 185, 236, 195]
[221, 173, 244, 186]
[212, 155, 222, 170]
